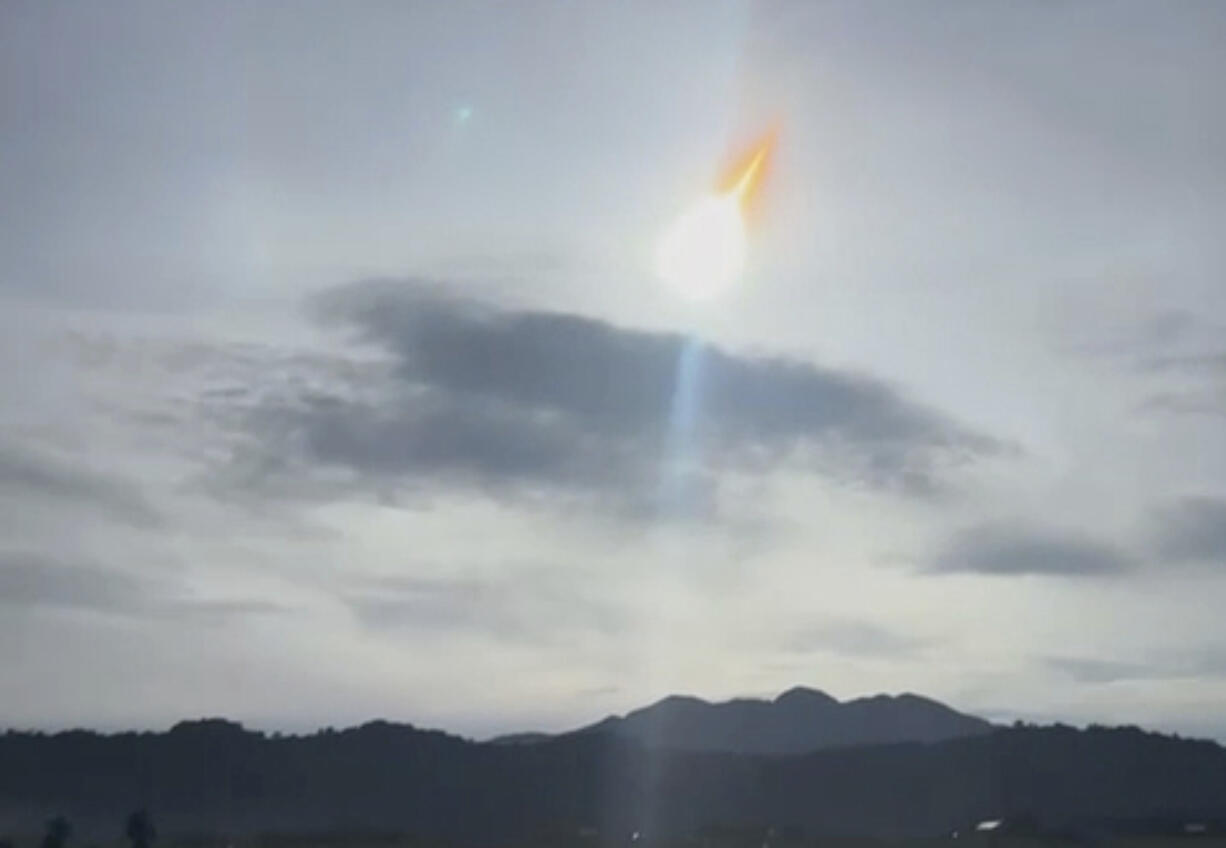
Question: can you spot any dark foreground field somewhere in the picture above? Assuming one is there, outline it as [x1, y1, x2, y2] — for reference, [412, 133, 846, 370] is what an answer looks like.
[6, 835, 1226, 848]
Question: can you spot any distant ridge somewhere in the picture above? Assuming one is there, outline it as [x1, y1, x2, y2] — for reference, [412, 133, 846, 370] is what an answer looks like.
[489, 686, 993, 754]
[4, 718, 1225, 841]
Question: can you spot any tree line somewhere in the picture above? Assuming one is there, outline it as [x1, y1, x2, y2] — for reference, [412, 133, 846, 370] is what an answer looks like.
[1, 810, 154, 848]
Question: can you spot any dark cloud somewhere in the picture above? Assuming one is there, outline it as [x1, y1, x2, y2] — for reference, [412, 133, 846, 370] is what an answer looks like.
[786, 618, 926, 659]
[345, 571, 626, 645]
[0, 550, 281, 621]
[0, 442, 159, 526]
[927, 522, 1135, 577]
[320, 280, 994, 448]
[1149, 496, 1226, 564]
[233, 280, 1001, 517]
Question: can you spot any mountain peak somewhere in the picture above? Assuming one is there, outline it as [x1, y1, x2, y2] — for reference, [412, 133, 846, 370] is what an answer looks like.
[648, 694, 710, 710]
[774, 686, 838, 706]
[563, 686, 992, 755]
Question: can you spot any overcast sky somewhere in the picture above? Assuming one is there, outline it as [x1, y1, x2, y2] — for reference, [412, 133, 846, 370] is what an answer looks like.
[3, 0, 1226, 740]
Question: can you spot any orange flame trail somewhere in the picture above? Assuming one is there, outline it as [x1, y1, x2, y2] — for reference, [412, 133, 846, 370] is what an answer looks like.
[717, 132, 776, 218]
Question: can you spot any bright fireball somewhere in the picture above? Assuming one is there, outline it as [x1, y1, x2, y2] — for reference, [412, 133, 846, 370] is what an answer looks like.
[657, 135, 774, 301]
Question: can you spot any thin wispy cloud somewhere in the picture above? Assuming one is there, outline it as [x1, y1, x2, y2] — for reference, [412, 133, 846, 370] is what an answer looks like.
[0, 441, 160, 527]
[0, 550, 282, 623]
[346, 571, 626, 646]
[785, 618, 927, 659]
[1149, 496, 1226, 564]
[1049, 650, 1226, 685]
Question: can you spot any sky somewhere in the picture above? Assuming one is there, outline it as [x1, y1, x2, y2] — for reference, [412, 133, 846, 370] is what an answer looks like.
[2, 0, 1226, 740]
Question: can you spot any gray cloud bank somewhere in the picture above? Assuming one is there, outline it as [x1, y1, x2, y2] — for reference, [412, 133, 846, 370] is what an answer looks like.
[231, 280, 1001, 519]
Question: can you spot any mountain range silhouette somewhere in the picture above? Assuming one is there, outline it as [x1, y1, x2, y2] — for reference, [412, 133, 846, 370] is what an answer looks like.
[492, 687, 993, 754]
[3, 688, 1224, 842]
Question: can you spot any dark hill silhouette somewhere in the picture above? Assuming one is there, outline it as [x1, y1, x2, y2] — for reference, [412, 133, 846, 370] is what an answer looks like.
[495, 687, 992, 754]
[3, 718, 1226, 842]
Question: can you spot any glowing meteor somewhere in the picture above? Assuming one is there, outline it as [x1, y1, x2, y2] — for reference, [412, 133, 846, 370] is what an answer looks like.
[657, 133, 775, 301]
[722, 137, 772, 209]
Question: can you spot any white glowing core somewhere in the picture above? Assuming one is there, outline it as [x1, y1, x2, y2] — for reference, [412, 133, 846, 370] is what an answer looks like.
[656, 193, 746, 301]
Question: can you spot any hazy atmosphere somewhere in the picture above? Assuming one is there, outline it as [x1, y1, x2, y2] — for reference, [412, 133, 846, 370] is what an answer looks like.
[3, 0, 1226, 742]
